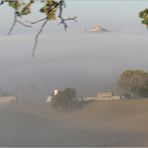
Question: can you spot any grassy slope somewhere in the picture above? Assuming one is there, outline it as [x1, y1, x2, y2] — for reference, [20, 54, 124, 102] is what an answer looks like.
[7, 99, 148, 146]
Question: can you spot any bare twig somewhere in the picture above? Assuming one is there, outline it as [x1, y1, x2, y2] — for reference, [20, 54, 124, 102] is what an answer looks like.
[58, 16, 77, 25]
[64, 17, 77, 22]
[7, 13, 17, 35]
[17, 20, 32, 27]
[8, 12, 32, 35]
[1, 0, 77, 57]
[32, 0, 77, 57]
[32, 18, 48, 57]
[58, 0, 77, 31]
[29, 17, 47, 24]
[31, 1, 61, 57]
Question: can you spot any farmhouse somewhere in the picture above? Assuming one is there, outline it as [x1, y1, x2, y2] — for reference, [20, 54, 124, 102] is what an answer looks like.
[0, 96, 17, 105]
[79, 92, 120, 102]
[96, 92, 120, 100]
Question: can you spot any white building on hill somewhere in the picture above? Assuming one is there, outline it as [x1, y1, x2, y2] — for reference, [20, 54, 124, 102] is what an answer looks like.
[90, 25, 102, 32]
[90, 25, 109, 33]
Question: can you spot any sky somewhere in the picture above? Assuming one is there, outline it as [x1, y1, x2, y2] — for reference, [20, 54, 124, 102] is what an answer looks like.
[0, 0, 148, 33]
[0, 0, 147, 102]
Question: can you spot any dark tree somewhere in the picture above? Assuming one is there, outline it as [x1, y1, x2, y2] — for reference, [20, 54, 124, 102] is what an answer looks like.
[51, 88, 77, 111]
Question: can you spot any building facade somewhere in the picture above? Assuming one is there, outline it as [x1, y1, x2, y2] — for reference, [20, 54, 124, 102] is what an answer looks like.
[79, 92, 120, 102]
[0, 96, 17, 105]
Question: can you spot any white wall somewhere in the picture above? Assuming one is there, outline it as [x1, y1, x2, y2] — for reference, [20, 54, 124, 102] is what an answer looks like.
[0, 96, 16, 105]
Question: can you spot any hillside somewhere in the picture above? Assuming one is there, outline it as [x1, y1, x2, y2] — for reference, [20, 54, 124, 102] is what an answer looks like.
[3, 99, 148, 146]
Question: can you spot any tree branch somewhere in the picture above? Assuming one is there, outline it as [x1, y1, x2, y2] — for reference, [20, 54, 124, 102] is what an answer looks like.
[2, 0, 77, 57]
[17, 20, 32, 27]
[58, 17, 77, 25]
[7, 12, 17, 35]
[32, 18, 48, 57]
[28, 17, 47, 24]
[29, 1, 60, 25]
[58, 0, 77, 31]
[31, 1, 61, 57]
[8, 12, 32, 35]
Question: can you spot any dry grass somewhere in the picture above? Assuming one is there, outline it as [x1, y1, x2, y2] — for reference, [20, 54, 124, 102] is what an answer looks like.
[6, 99, 148, 146]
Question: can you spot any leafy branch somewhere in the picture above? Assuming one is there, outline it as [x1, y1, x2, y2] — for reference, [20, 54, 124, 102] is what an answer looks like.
[31, 0, 77, 57]
[139, 8, 148, 29]
[32, 19, 48, 57]
[7, 12, 32, 35]
[58, 0, 77, 31]
[0, 0, 77, 57]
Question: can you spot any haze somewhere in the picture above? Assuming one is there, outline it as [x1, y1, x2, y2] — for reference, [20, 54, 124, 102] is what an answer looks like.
[0, 0, 148, 147]
[0, 0, 147, 101]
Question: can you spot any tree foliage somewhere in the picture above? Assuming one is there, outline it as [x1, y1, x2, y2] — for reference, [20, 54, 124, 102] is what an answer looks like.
[118, 69, 148, 98]
[51, 88, 77, 111]
[0, 0, 77, 57]
[139, 8, 148, 29]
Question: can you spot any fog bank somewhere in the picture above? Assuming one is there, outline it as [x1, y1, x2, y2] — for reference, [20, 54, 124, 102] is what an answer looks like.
[0, 32, 147, 102]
